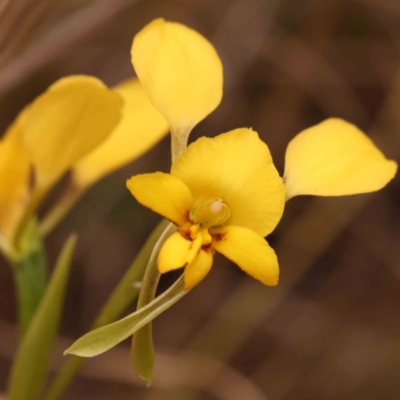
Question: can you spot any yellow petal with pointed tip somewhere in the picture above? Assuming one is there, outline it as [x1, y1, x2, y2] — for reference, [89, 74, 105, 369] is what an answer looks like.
[184, 249, 213, 290]
[21, 75, 123, 189]
[131, 19, 223, 139]
[127, 172, 194, 227]
[212, 225, 279, 286]
[0, 120, 30, 242]
[157, 232, 193, 273]
[284, 118, 398, 199]
[171, 128, 285, 237]
[73, 79, 169, 188]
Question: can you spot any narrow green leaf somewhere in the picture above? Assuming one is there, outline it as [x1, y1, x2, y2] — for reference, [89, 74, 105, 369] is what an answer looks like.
[12, 219, 47, 334]
[131, 223, 175, 385]
[43, 220, 169, 400]
[8, 235, 77, 400]
[65, 275, 187, 357]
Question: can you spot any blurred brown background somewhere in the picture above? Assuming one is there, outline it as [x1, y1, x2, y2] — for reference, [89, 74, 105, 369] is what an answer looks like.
[1, 0, 400, 399]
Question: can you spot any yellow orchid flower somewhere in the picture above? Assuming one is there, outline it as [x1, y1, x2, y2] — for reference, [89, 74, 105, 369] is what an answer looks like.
[127, 20, 397, 291]
[128, 128, 286, 290]
[131, 18, 223, 161]
[0, 75, 123, 250]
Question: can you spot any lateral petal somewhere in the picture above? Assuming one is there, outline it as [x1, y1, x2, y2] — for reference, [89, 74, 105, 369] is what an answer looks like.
[157, 232, 192, 273]
[212, 225, 279, 286]
[284, 118, 398, 199]
[127, 172, 194, 227]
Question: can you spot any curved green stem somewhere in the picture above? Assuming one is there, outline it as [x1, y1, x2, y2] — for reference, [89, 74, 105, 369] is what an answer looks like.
[131, 223, 176, 384]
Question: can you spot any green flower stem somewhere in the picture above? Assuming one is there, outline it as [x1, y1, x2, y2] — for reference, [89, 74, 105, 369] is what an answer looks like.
[43, 219, 169, 400]
[131, 223, 176, 384]
[39, 182, 84, 238]
[12, 219, 48, 335]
